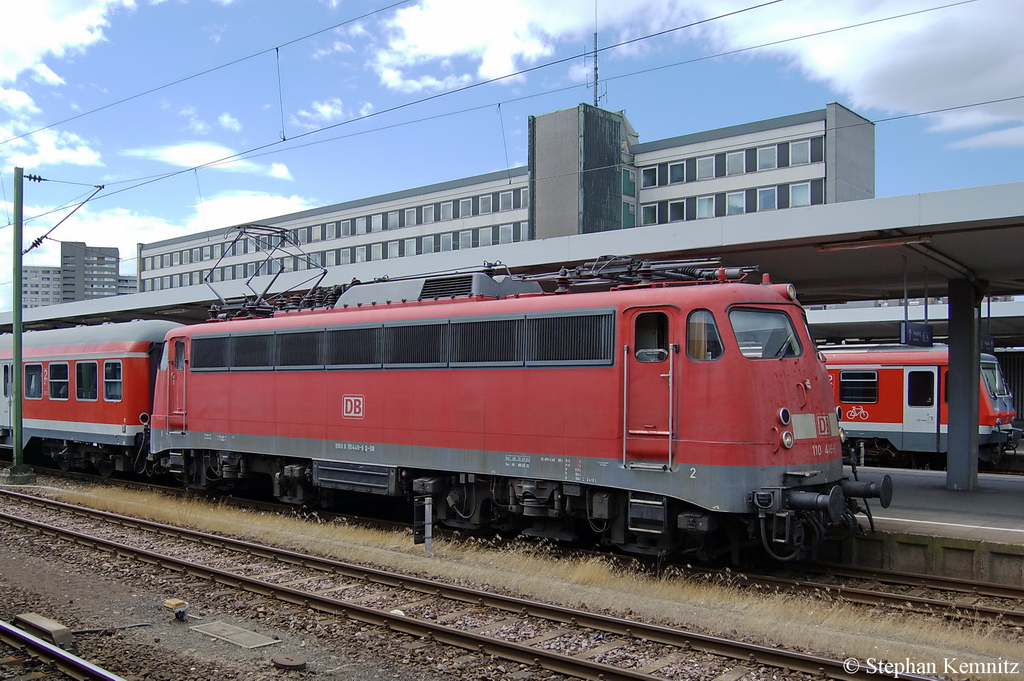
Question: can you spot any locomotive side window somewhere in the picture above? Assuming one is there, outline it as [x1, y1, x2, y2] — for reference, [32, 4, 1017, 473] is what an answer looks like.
[907, 371, 934, 407]
[76, 361, 98, 401]
[25, 364, 42, 399]
[728, 308, 802, 359]
[634, 312, 668, 363]
[686, 309, 723, 361]
[839, 371, 878, 403]
[49, 362, 70, 400]
[104, 361, 123, 401]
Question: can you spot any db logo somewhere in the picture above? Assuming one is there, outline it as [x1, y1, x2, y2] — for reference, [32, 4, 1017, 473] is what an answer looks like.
[343, 395, 364, 419]
[815, 414, 831, 436]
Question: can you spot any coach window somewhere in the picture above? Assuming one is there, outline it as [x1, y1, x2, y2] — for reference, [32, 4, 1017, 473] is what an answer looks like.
[49, 362, 70, 400]
[104, 361, 123, 401]
[634, 311, 668, 362]
[839, 371, 878, 403]
[687, 310, 723, 361]
[907, 371, 934, 407]
[25, 364, 42, 399]
[76, 361, 98, 401]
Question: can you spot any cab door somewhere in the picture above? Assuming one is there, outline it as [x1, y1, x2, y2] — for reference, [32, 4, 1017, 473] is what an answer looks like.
[623, 308, 678, 470]
[167, 337, 188, 434]
[903, 366, 940, 452]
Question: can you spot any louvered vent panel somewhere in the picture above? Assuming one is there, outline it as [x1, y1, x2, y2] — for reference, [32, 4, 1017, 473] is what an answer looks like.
[527, 313, 614, 363]
[451, 319, 522, 364]
[419, 275, 474, 299]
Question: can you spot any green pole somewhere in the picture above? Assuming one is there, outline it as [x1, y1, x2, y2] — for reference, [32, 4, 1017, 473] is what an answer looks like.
[4, 167, 35, 485]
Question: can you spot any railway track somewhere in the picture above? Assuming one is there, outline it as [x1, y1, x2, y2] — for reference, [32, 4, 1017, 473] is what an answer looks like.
[21, 468, 1024, 629]
[0, 619, 127, 681]
[676, 563, 1024, 627]
[0, 488, 935, 681]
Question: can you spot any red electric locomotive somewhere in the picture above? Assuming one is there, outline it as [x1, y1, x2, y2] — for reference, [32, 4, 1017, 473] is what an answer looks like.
[0, 320, 182, 475]
[822, 345, 1020, 465]
[142, 260, 889, 561]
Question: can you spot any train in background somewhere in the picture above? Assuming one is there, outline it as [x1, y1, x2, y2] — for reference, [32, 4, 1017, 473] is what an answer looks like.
[0, 259, 891, 562]
[822, 345, 1020, 466]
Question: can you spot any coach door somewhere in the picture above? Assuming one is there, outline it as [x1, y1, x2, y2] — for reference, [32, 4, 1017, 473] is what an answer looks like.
[167, 337, 188, 433]
[1, 363, 10, 434]
[623, 308, 678, 470]
[904, 366, 940, 452]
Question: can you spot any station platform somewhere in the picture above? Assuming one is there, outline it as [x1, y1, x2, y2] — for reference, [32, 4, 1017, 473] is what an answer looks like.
[828, 467, 1024, 583]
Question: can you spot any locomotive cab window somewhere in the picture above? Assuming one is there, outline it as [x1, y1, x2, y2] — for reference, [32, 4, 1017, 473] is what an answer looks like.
[2, 364, 8, 398]
[729, 308, 802, 359]
[907, 371, 934, 407]
[104, 361, 123, 401]
[687, 309, 723, 361]
[839, 371, 878, 403]
[76, 361, 98, 401]
[25, 364, 42, 399]
[49, 362, 69, 400]
[634, 311, 668, 362]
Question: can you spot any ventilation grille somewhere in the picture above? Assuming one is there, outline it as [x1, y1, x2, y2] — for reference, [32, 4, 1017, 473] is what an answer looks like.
[419, 275, 474, 299]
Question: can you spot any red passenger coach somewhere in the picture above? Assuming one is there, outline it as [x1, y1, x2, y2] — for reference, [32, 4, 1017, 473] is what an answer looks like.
[0, 320, 182, 476]
[148, 261, 890, 561]
[823, 345, 1020, 465]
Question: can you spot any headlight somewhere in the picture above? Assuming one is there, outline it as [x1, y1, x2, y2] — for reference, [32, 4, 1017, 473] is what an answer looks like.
[778, 408, 791, 425]
[781, 431, 795, 449]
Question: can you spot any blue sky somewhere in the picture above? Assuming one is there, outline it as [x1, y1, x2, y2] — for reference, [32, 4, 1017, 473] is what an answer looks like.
[1, 0, 1023, 296]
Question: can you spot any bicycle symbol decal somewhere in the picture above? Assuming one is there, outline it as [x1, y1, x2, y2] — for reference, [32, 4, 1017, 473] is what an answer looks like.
[845, 405, 870, 420]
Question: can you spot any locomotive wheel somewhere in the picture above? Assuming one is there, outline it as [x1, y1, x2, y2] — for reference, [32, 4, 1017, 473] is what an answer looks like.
[97, 460, 115, 478]
[57, 456, 72, 472]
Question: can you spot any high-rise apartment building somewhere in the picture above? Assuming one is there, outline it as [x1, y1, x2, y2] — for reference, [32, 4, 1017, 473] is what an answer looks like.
[21, 242, 137, 309]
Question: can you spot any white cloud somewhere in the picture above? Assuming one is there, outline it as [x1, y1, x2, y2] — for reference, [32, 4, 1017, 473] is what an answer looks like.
[31, 64, 65, 86]
[121, 142, 292, 180]
[291, 97, 349, 130]
[186, 191, 319, 233]
[951, 126, 1024, 150]
[313, 41, 355, 60]
[0, 87, 38, 113]
[218, 112, 242, 132]
[372, 0, 684, 92]
[0, 0, 134, 84]
[2, 127, 102, 168]
[179, 106, 210, 135]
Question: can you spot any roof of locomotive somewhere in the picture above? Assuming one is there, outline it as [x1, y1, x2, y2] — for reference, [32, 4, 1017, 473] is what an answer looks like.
[183, 277, 802, 337]
[0, 319, 183, 352]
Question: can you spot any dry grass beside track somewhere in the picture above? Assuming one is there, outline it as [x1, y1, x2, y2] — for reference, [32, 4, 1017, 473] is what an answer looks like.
[30, 483, 1024, 676]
